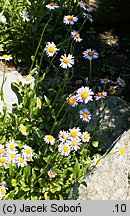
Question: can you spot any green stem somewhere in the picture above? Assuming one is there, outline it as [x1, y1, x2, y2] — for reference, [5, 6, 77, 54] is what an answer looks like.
[89, 60, 92, 85]
[30, 14, 53, 71]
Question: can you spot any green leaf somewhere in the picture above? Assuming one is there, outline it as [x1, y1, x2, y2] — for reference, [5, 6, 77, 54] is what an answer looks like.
[92, 141, 99, 147]
[44, 95, 52, 109]
[73, 159, 80, 179]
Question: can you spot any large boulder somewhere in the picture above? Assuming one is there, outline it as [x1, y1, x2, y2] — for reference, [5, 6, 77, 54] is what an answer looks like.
[78, 129, 130, 200]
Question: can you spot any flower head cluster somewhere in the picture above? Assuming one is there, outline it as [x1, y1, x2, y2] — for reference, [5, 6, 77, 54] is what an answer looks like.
[94, 91, 107, 100]
[22, 75, 35, 85]
[44, 135, 55, 145]
[0, 140, 33, 169]
[83, 49, 99, 61]
[20, 11, 30, 22]
[19, 124, 27, 136]
[83, 13, 93, 23]
[71, 31, 83, 42]
[63, 15, 78, 25]
[116, 77, 126, 87]
[100, 77, 111, 85]
[46, 2, 59, 10]
[0, 11, 6, 23]
[48, 169, 56, 178]
[58, 127, 91, 156]
[44, 42, 59, 57]
[60, 54, 74, 69]
[0, 181, 7, 200]
[80, 1, 93, 12]
[0, 54, 12, 61]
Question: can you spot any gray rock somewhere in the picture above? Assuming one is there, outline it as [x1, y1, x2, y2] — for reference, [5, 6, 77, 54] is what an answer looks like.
[78, 129, 130, 200]
[87, 96, 130, 151]
[0, 70, 22, 113]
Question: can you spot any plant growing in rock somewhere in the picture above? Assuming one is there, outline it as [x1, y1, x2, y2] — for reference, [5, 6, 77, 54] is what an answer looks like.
[0, 1, 113, 200]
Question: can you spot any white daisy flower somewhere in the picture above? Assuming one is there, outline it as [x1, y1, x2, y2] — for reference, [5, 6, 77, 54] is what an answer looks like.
[60, 54, 74, 69]
[0, 157, 7, 168]
[6, 140, 18, 152]
[36, 97, 42, 108]
[22, 145, 33, 159]
[94, 91, 107, 100]
[71, 31, 83, 42]
[63, 15, 78, 25]
[0, 11, 6, 23]
[81, 131, 91, 142]
[0, 144, 5, 157]
[80, 2, 93, 12]
[91, 154, 102, 167]
[83, 48, 99, 61]
[58, 130, 69, 143]
[6, 150, 18, 163]
[20, 11, 30, 22]
[0, 185, 7, 199]
[18, 124, 27, 136]
[100, 78, 111, 84]
[0, 54, 12, 61]
[76, 86, 94, 103]
[22, 75, 35, 85]
[44, 135, 55, 145]
[16, 154, 27, 167]
[46, 2, 59, 10]
[83, 13, 93, 23]
[44, 42, 59, 57]
[48, 169, 56, 178]
[69, 127, 81, 139]
[67, 94, 78, 107]
[116, 77, 126, 87]
[69, 137, 82, 151]
[58, 143, 71, 156]
[79, 108, 91, 122]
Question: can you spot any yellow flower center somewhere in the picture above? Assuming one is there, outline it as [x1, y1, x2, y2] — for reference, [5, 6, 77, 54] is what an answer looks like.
[62, 134, 67, 140]
[120, 79, 125, 83]
[50, 2, 55, 6]
[37, 98, 42, 106]
[26, 149, 31, 154]
[0, 157, 6, 164]
[81, 91, 89, 99]
[68, 16, 73, 21]
[10, 145, 15, 151]
[74, 33, 80, 39]
[84, 134, 89, 140]
[88, 51, 94, 57]
[20, 157, 25, 163]
[120, 147, 125, 156]
[97, 92, 103, 97]
[0, 149, 3, 154]
[48, 46, 55, 53]
[21, 126, 27, 133]
[68, 97, 76, 105]
[25, 76, 31, 81]
[72, 140, 78, 146]
[1, 187, 6, 195]
[70, 131, 78, 138]
[83, 112, 89, 118]
[103, 78, 109, 82]
[10, 153, 15, 159]
[63, 146, 69, 152]
[85, 3, 90, 8]
[3, 54, 9, 59]
[63, 57, 69, 64]
[50, 171, 55, 176]
[48, 135, 53, 141]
